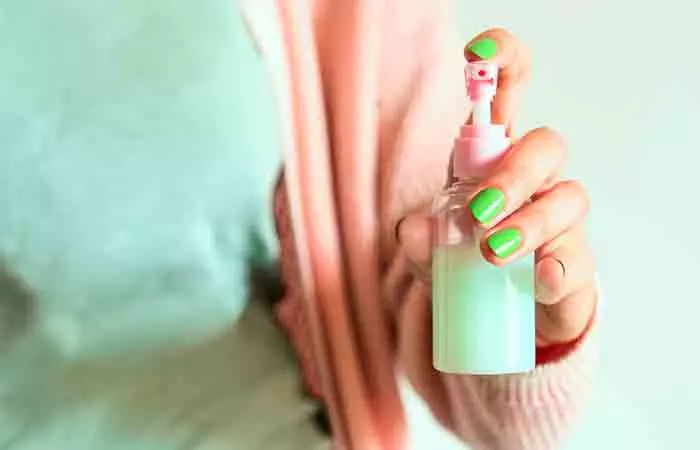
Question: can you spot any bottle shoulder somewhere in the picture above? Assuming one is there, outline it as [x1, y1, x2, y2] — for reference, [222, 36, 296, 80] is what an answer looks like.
[432, 179, 481, 212]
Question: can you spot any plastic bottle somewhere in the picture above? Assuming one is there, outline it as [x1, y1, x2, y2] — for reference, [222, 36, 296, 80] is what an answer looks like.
[432, 60, 535, 374]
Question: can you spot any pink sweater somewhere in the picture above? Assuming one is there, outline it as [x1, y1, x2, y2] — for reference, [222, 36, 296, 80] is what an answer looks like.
[242, 0, 597, 449]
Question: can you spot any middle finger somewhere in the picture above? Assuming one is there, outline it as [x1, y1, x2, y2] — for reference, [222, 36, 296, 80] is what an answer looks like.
[467, 126, 567, 227]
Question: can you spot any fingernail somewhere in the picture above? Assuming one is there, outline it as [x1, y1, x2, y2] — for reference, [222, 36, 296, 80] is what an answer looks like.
[487, 228, 522, 259]
[467, 37, 498, 60]
[468, 187, 505, 224]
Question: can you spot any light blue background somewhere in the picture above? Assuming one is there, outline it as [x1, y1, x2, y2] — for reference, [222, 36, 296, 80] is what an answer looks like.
[406, 0, 700, 448]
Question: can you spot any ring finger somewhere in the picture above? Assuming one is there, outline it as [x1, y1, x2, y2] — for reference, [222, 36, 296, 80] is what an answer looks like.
[479, 180, 589, 266]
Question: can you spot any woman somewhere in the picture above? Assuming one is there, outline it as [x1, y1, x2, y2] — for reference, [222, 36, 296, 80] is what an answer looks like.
[266, 1, 598, 449]
[0, 0, 597, 449]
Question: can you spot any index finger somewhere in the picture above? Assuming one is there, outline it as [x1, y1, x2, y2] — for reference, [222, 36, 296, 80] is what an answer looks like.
[464, 28, 532, 134]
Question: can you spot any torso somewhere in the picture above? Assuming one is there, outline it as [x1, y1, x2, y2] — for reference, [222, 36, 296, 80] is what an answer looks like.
[0, 2, 327, 448]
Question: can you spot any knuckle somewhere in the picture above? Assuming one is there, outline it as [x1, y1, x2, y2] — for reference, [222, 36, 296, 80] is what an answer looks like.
[559, 180, 590, 215]
[469, 28, 531, 90]
[530, 126, 568, 161]
[532, 125, 564, 146]
[530, 206, 551, 238]
[519, 45, 533, 80]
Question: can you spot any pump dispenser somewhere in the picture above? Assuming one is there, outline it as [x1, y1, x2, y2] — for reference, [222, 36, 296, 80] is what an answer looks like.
[432, 61, 535, 375]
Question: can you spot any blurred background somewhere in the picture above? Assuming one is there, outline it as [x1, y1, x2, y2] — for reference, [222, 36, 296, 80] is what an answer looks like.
[1, 0, 698, 449]
[409, 0, 699, 448]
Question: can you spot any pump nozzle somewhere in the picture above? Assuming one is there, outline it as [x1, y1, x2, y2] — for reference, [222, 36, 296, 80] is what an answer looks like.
[452, 61, 508, 179]
[465, 61, 498, 125]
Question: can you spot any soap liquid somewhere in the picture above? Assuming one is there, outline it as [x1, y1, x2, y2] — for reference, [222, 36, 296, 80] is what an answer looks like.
[432, 178, 535, 374]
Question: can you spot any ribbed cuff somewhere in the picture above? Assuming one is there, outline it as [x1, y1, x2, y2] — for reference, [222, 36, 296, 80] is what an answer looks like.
[536, 306, 598, 366]
[446, 317, 598, 450]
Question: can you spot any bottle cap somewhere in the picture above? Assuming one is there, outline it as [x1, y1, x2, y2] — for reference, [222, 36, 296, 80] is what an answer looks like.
[452, 61, 510, 179]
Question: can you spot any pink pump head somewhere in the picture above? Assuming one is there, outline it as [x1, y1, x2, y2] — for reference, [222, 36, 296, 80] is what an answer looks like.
[452, 61, 510, 179]
[465, 60, 498, 104]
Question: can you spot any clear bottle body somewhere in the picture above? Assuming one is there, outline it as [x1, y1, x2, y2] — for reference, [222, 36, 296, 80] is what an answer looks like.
[432, 179, 535, 374]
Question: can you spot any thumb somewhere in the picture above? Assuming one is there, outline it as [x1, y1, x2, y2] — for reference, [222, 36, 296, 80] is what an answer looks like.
[396, 212, 433, 275]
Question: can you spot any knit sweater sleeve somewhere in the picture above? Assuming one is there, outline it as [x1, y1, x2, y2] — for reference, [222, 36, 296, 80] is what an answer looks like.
[374, 2, 598, 449]
[269, 0, 598, 446]
[446, 328, 597, 450]
[275, 172, 597, 450]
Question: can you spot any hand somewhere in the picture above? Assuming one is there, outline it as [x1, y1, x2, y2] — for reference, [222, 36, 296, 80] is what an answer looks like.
[393, 28, 598, 425]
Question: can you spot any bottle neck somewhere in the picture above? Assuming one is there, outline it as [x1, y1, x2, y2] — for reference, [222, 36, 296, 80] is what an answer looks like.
[445, 175, 481, 191]
[452, 123, 510, 179]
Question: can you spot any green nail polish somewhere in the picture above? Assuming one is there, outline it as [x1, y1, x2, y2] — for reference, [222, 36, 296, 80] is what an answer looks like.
[487, 228, 523, 259]
[467, 37, 498, 59]
[469, 187, 505, 224]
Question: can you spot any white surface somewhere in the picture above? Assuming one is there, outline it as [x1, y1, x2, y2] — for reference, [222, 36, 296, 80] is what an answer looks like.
[405, 0, 700, 448]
